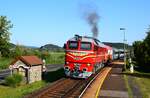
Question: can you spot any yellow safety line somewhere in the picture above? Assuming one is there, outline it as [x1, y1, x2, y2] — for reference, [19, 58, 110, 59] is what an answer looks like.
[95, 72, 106, 98]
[95, 67, 112, 98]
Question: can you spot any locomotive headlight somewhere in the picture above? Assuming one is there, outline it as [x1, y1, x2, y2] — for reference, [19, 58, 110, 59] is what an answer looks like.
[66, 62, 69, 64]
[83, 68, 87, 72]
[64, 66, 70, 70]
[87, 63, 91, 66]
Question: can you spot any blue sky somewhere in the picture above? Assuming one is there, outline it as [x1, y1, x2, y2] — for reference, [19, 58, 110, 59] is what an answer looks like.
[0, 0, 150, 47]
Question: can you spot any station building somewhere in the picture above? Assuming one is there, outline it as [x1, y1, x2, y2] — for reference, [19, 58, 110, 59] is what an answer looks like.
[9, 56, 43, 84]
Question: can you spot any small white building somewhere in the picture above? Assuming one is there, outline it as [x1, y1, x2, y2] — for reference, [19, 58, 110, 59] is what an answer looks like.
[9, 56, 43, 84]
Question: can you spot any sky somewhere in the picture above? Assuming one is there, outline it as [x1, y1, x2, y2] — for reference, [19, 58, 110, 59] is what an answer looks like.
[0, 0, 150, 47]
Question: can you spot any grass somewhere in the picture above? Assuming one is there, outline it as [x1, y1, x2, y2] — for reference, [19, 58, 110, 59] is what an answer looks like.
[45, 52, 65, 64]
[0, 81, 46, 98]
[123, 70, 150, 98]
[134, 71, 150, 98]
[0, 52, 65, 98]
[0, 68, 65, 98]
[0, 57, 12, 70]
[0, 52, 65, 70]
[123, 75, 133, 98]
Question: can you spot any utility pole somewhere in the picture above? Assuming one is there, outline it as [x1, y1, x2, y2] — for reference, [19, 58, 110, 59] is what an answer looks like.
[120, 28, 126, 71]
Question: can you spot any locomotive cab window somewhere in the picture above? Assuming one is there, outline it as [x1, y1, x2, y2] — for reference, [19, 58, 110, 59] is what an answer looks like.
[94, 45, 98, 51]
[80, 42, 91, 50]
[68, 41, 78, 49]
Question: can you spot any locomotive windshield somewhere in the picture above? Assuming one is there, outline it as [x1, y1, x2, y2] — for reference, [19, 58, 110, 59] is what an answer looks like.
[80, 42, 91, 50]
[68, 41, 78, 49]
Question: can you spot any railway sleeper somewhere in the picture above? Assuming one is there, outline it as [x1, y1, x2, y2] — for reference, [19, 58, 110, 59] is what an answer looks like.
[40, 93, 65, 98]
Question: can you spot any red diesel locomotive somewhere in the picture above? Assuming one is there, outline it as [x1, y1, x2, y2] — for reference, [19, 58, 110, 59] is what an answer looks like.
[64, 35, 113, 78]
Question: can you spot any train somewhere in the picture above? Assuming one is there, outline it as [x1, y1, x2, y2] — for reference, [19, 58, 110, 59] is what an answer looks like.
[64, 35, 113, 78]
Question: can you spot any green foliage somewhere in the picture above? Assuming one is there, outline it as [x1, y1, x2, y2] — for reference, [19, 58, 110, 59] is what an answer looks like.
[0, 81, 46, 98]
[126, 59, 130, 69]
[124, 71, 150, 98]
[133, 26, 150, 71]
[0, 51, 64, 70]
[127, 71, 150, 98]
[13, 45, 23, 57]
[0, 57, 12, 69]
[43, 52, 65, 64]
[135, 76, 150, 97]
[0, 69, 64, 98]
[9, 44, 41, 58]
[0, 16, 13, 57]
[124, 75, 133, 98]
[5, 73, 23, 87]
[40, 44, 64, 52]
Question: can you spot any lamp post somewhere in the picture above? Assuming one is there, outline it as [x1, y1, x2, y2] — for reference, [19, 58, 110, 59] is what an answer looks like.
[120, 28, 126, 71]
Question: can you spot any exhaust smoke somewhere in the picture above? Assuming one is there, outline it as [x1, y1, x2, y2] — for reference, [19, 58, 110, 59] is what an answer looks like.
[80, 3, 100, 38]
[86, 11, 99, 38]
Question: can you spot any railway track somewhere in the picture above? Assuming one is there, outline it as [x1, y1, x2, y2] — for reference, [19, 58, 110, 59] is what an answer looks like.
[25, 78, 83, 98]
[38, 79, 83, 98]
[25, 67, 107, 98]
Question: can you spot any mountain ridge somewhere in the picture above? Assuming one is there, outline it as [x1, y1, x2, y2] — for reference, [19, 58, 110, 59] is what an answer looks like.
[10, 42, 132, 51]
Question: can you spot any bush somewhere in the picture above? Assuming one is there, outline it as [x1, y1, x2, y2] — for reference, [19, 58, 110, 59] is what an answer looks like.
[0, 57, 13, 70]
[42, 52, 65, 64]
[5, 73, 23, 87]
[133, 27, 150, 72]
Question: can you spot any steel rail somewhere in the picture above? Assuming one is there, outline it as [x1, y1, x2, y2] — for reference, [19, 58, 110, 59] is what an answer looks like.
[78, 68, 105, 98]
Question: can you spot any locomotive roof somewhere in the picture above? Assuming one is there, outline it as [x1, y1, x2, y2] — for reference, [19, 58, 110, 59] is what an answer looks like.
[68, 35, 111, 48]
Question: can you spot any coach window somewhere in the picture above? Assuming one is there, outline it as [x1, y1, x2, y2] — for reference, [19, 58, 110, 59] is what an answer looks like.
[68, 41, 78, 49]
[80, 42, 91, 50]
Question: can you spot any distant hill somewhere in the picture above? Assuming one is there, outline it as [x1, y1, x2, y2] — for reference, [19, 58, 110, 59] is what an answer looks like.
[9, 43, 63, 51]
[10, 43, 39, 49]
[103, 42, 132, 49]
[40, 44, 64, 52]
[40, 42, 132, 51]
[23, 45, 39, 49]
[10, 42, 132, 52]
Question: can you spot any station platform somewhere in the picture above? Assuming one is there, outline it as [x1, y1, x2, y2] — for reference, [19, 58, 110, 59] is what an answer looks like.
[81, 61, 129, 98]
[99, 62, 129, 98]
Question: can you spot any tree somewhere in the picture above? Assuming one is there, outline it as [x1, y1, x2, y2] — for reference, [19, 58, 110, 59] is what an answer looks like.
[133, 26, 150, 71]
[0, 16, 13, 57]
[14, 45, 23, 57]
[144, 28, 150, 67]
[133, 41, 144, 65]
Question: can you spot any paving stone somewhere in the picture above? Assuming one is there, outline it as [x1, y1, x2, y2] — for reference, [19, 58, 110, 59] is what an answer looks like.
[100, 90, 128, 98]
[99, 63, 129, 98]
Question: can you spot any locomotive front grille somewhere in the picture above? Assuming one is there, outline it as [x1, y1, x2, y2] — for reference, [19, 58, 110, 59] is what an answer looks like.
[74, 63, 81, 68]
